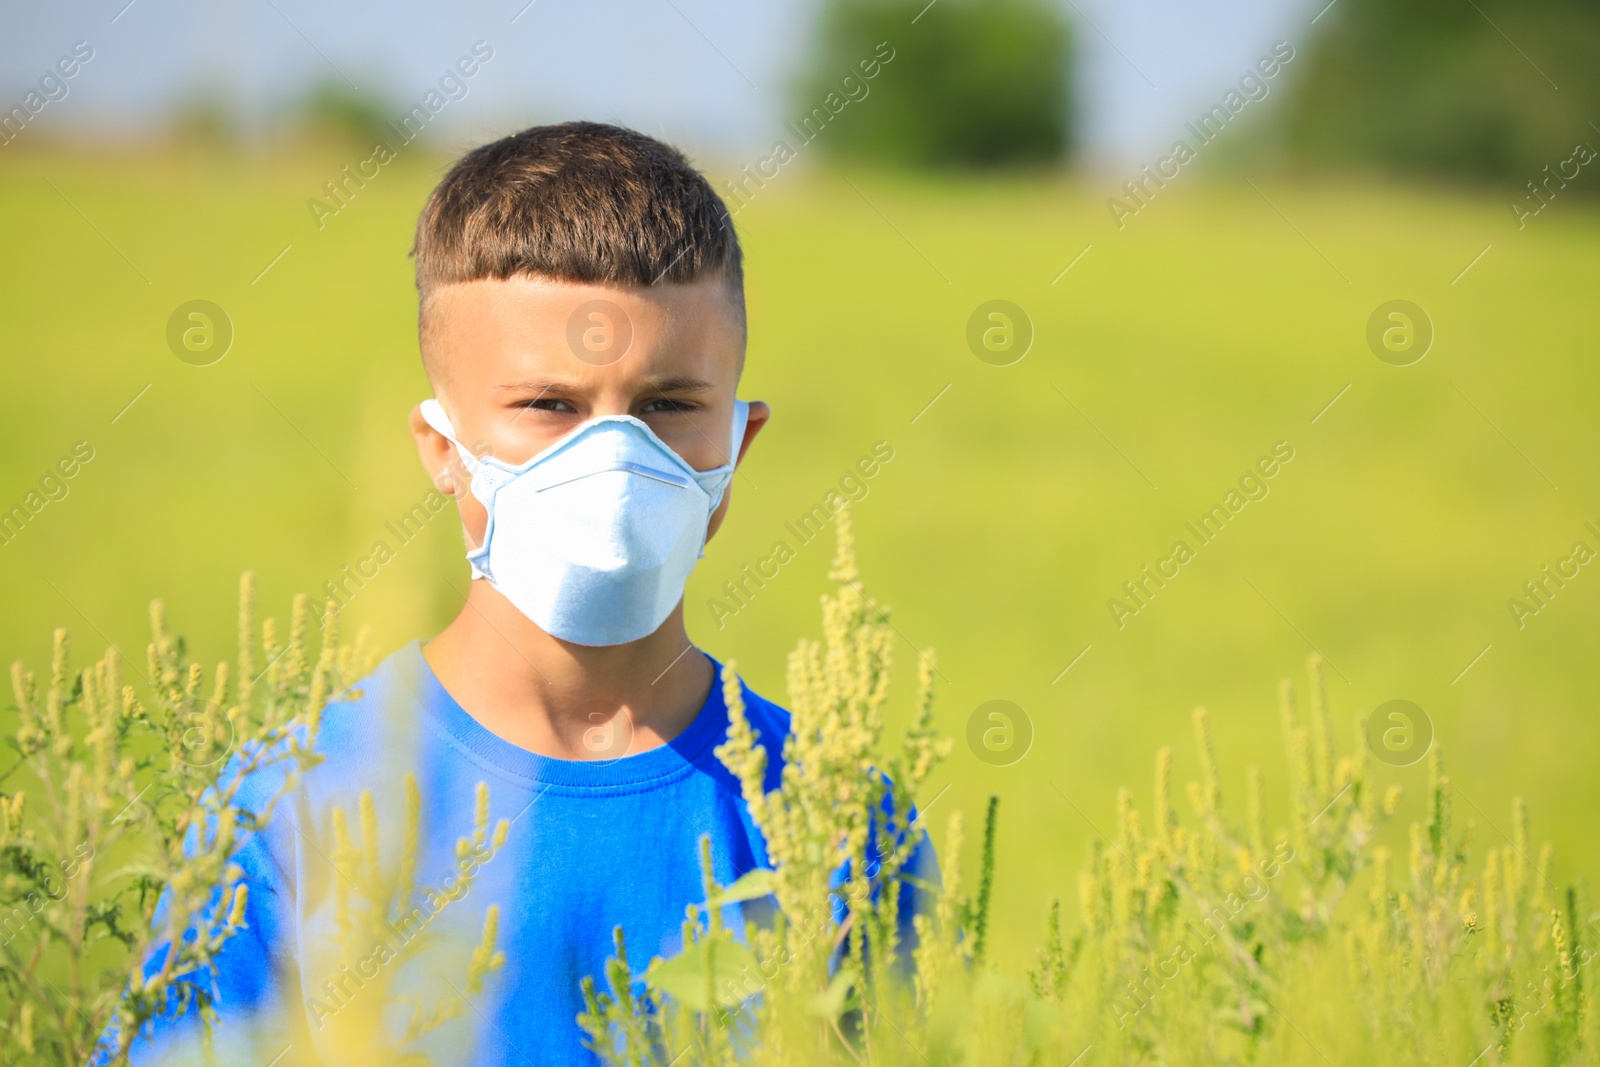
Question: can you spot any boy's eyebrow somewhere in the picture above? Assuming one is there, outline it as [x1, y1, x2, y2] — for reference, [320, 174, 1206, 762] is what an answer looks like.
[494, 375, 717, 394]
[641, 375, 717, 393]
[495, 377, 579, 395]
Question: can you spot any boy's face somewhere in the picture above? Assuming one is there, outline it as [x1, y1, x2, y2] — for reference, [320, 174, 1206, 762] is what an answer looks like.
[410, 274, 767, 550]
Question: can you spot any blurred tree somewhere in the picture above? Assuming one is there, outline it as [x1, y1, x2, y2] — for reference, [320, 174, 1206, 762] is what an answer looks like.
[170, 90, 239, 151]
[291, 81, 397, 146]
[797, 0, 1073, 168]
[1278, 0, 1600, 180]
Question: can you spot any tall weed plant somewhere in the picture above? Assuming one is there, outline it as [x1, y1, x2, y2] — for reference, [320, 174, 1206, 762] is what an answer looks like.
[3, 516, 1594, 1065]
[0, 577, 507, 1066]
[582, 508, 1599, 1066]
[0, 577, 367, 1064]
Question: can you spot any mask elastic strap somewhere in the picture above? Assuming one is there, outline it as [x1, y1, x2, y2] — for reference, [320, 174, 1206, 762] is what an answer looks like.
[419, 399, 480, 472]
[728, 400, 750, 468]
[420, 399, 493, 579]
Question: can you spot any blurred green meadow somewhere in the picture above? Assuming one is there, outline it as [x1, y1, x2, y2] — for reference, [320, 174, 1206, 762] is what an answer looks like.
[1, 143, 1597, 974]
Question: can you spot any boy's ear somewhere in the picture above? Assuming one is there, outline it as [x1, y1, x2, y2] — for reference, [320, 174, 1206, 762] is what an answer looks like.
[736, 401, 771, 466]
[410, 404, 463, 495]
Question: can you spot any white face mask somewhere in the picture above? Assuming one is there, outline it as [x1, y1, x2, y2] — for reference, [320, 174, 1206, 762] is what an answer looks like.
[419, 398, 750, 646]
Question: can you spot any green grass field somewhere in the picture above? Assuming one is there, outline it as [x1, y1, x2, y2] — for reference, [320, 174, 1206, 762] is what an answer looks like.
[1, 143, 1596, 973]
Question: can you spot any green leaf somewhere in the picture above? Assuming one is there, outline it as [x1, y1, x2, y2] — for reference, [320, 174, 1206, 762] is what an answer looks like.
[649, 937, 759, 1011]
[704, 867, 777, 909]
[806, 968, 855, 1019]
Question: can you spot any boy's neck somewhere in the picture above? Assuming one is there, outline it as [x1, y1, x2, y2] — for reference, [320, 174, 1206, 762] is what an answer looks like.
[421, 578, 715, 761]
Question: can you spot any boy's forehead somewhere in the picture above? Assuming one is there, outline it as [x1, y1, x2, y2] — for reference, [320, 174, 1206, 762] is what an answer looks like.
[422, 274, 744, 389]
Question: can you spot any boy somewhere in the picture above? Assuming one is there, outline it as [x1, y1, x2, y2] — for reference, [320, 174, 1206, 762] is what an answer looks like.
[121, 123, 924, 1066]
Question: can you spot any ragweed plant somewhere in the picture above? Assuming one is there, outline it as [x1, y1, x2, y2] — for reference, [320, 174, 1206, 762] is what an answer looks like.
[579, 509, 1599, 1066]
[1030, 661, 1398, 1063]
[1003, 666, 1595, 1066]
[0, 575, 371, 1067]
[580, 505, 951, 1065]
[302, 775, 509, 1066]
[1338, 748, 1597, 1065]
[7, 526, 1587, 1065]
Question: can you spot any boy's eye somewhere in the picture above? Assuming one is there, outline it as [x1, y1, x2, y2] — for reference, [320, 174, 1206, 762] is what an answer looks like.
[640, 397, 695, 415]
[519, 398, 577, 414]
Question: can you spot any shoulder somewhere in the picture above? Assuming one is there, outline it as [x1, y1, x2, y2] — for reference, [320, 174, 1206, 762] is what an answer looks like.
[313, 640, 434, 756]
[733, 676, 791, 743]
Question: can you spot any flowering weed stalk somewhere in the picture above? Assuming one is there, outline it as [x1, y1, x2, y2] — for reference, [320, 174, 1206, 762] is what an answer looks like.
[304, 776, 509, 1065]
[4, 530, 1591, 1065]
[579, 509, 1599, 1066]
[581, 505, 950, 1065]
[0, 575, 372, 1065]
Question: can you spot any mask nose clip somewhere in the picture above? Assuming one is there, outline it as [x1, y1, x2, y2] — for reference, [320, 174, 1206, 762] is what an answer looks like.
[533, 461, 694, 493]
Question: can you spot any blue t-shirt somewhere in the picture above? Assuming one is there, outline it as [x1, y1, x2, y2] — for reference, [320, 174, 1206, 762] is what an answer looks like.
[118, 641, 920, 1066]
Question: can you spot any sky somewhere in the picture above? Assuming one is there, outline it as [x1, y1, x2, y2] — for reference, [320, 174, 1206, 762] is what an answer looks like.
[0, 0, 1316, 165]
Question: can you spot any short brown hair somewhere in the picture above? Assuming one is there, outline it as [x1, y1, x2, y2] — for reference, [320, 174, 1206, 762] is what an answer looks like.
[411, 122, 743, 329]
